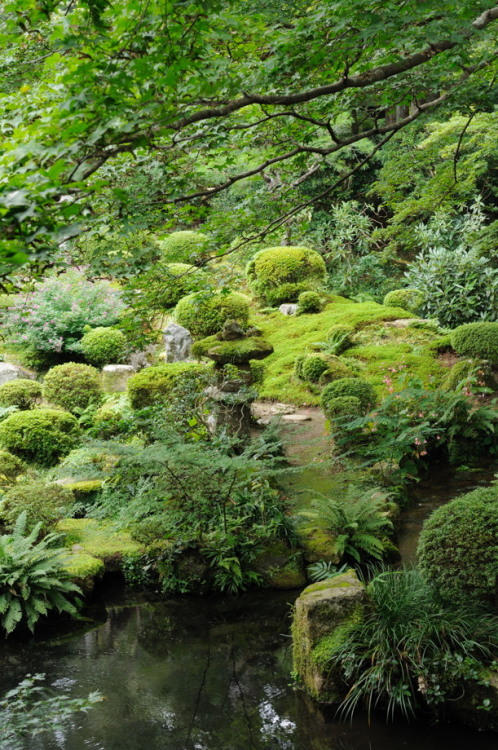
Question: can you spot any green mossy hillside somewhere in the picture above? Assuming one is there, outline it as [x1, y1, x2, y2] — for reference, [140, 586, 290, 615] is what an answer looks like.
[57, 518, 142, 573]
[253, 299, 438, 404]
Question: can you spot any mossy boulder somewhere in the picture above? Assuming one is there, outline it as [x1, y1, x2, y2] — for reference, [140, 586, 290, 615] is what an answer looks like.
[246, 246, 326, 304]
[298, 527, 340, 565]
[252, 538, 307, 589]
[291, 571, 366, 701]
[192, 335, 273, 365]
[61, 550, 105, 593]
[57, 518, 142, 576]
[175, 291, 250, 338]
[383, 288, 424, 314]
[127, 362, 211, 409]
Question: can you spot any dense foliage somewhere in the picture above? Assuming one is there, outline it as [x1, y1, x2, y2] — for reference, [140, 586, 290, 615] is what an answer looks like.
[0, 380, 42, 410]
[0, 409, 80, 466]
[43, 363, 102, 413]
[175, 291, 250, 338]
[80, 327, 128, 367]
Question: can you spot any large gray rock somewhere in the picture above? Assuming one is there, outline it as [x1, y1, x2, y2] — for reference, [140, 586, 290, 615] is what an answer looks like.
[0, 362, 33, 385]
[279, 303, 298, 316]
[102, 364, 135, 393]
[163, 323, 192, 362]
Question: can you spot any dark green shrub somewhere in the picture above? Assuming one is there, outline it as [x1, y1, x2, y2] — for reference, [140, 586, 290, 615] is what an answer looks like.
[127, 261, 205, 313]
[451, 322, 498, 364]
[246, 246, 326, 303]
[318, 357, 355, 384]
[321, 378, 376, 413]
[441, 359, 493, 391]
[1, 480, 74, 532]
[43, 362, 103, 413]
[383, 288, 424, 313]
[0, 450, 26, 485]
[418, 486, 498, 604]
[0, 409, 80, 466]
[157, 230, 209, 263]
[0, 379, 42, 410]
[128, 362, 211, 409]
[175, 291, 250, 337]
[322, 395, 362, 419]
[266, 282, 312, 306]
[92, 396, 131, 438]
[296, 290, 322, 315]
[301, 355, 329, 383]
[80, 327, 128, 367]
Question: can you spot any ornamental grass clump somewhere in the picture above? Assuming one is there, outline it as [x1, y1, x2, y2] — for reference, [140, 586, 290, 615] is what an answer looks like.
[43, 362, 102, 413]
[3, 272, 125, 365]
[0, 512, 81, 636]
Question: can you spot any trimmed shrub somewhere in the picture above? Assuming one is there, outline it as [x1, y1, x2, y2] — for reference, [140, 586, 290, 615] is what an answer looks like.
[0, 409, 80, 466]
[43, 362, 103, 413]
[157, 230, 209, 263]
[301, 355, 330, 383]
[175, 291, 250, 338]
[318, 358, 355, 385]
[321, 378, 376, 413]
[0, 379, 42, 410]
[128, 362, 211, 409]
[1, 480, 74, 532]
[451, 322, 498, 364]
[246, 246, 326, 303]
[417, 486, 498, 604]
[322, 395, 362, 419]
[383, 289, 424, 314]
[0, 450, 26, 485]
[80, 327, 128, 367]
[296, 291, 322, 315]
[265, 282, 312, 306]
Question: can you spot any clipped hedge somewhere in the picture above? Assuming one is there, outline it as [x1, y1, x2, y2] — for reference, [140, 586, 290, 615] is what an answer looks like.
[157, 230, 209, 263]
[128, 362, 211, 409]
[451, 322, 498, 364]
[296, 291, 322, 315]
[175, 291, 250, 338]
[80, 327, 128, 367]
[0, 408, 80, 465]
[383, 288, 424, 314]
[43, 362, 103, 413]
[246, 246, 326, 303]
[321, 395, 362, 419]
[0, 379, 42, 410]
[418, 486, 498, 604]
[1, 480, 74, 532]
[321, 378, 376, 414]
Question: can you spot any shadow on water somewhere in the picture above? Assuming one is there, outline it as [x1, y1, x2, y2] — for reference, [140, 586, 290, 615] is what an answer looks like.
[1, 590, 497, 750]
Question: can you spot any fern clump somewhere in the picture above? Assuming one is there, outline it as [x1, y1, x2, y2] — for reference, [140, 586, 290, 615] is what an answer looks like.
[0, 513, 82, 636]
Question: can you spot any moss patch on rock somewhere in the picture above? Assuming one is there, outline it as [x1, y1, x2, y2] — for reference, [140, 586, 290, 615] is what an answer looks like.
[192, 335, 273, 364]
[253, 538, 306, 589]
[56, 518, 142, 572]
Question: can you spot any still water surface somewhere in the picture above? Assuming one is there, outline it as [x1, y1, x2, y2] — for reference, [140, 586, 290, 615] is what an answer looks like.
[1, 590, 497, 750]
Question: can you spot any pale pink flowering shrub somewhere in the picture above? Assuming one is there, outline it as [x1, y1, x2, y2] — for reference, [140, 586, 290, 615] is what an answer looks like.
[4, 272, 125, 364]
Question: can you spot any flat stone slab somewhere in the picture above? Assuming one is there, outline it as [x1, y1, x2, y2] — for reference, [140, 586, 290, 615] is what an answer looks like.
[281, 414, 312, 423]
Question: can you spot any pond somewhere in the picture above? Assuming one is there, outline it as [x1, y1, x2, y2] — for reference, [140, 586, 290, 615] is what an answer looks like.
[1, 587, 497, 750]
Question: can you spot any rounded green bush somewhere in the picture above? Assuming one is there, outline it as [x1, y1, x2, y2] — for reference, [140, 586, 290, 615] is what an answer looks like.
[0, 379, 42, 410]
[296, 291, 322, 315]
[318, 358, 355, 384]
[128, 362, 211, 409]
[43, 362, 103, 413]
[451, 322, 498, 364]
[0, 408, 80, 465]
[383, 288, 424, 314]
[417, 486, 498, 604]
[175, 291, 250, 338]
[157, 231, 210, 263]
[266, 282, 312, 306]
[246, 246, 326, 303]
[301, 355, 330, 383]
[321, 378, 376, 413]
[0, 449, 26, 484]
[1, 480, 74, 532]
[322, 395, 362, 419]
[80, 327, 128, 367]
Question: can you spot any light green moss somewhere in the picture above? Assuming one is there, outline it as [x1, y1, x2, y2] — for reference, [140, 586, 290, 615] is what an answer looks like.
[61, 551, 104, 580]
[311, 606, 363, 667]
[56, 518, 142, 564]
[191, 335, 273, 364]
[346, 342, 445, 393]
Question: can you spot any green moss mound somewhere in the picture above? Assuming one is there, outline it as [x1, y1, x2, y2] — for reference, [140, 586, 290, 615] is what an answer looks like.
[157, 230, 209, 263]
[417, 486, 498, 604]
[321, 378, 376, 413]
[43, 362, 103, 413]
[57, 518, 142, 567]
[175, 291, 250, 338]
[192, 335, 273, 364]
[1, 480, 73, 532]
[296, 291, 322, 315]
[266, 282, 313, 306]
[128, 362, 211, 409]
[0, 449, 26, 484]
[0, 408, 80, 466]
[301, 355, 330, 383]
[383, 289, 424, 313]
[322, 395, 362, 419]
[246, 246, 326, 303]
[80, 327, 127, 367]
[451, 322, 498, 364]
[0, 379, 42, 410]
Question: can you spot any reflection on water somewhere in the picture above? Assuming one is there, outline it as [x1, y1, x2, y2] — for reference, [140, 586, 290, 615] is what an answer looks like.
[1, 591, 497, 750]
